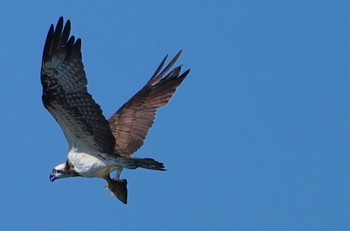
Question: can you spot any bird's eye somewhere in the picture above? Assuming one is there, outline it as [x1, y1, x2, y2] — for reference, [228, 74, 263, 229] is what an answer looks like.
[53, 169, 57, 174]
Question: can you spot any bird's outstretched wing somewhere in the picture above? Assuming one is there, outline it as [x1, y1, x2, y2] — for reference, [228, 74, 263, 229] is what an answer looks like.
[109, 51, 190, 156]
[41, 17, 115, 154]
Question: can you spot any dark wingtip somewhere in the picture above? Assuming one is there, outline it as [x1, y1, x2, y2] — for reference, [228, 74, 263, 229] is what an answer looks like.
[43, 17, 74, 61]
[181, 69, 190, 78]
[148, 50, 186, 84]
[75, 38, 82, 48]
[57, 17, 64, 28]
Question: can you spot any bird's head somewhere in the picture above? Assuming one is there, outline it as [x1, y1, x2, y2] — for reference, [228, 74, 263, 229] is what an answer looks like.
[50, 162, 79, 182]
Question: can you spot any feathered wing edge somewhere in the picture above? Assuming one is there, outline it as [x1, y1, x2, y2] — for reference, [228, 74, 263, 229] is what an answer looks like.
[108, 51, 190, 156]
[41, 17, 116, 154]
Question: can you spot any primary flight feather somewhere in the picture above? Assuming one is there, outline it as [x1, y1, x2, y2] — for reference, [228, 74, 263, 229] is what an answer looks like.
[41, 17, 189, 204]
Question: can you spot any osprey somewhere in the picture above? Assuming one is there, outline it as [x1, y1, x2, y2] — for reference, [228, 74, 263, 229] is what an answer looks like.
[41, 17, 189, 204]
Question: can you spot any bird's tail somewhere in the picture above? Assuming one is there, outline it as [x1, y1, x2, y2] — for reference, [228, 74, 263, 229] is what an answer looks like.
[118, 156, 165, 171]
[133, 158, 166, 171]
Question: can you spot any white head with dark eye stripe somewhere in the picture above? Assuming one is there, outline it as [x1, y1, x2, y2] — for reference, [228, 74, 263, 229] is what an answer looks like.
[50, 162, 79, 182]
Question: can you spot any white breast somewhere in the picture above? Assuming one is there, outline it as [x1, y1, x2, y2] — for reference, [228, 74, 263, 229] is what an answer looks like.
[68, 149, 117, 178]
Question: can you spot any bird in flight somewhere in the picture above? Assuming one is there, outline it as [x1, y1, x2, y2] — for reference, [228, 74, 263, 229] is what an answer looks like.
[41, 17, 189, 204]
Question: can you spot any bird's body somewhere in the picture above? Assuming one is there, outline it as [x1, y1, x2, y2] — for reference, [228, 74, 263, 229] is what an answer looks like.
[41, 17, 189, 204]
[68, 149, 117, 178]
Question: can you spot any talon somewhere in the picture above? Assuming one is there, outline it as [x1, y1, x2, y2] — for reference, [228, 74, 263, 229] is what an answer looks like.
[114, 167, 123, 180]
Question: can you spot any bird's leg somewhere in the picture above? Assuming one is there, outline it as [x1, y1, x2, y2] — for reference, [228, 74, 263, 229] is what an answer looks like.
[104, 174, 128, 204]
[114, 167, 123, 180]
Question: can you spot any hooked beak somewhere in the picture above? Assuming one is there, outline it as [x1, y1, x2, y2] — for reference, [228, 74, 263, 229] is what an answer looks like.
[49, 174, 56, 182]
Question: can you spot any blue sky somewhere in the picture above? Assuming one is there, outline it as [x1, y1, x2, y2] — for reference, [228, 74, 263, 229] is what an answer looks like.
[0, 1, 349, 230]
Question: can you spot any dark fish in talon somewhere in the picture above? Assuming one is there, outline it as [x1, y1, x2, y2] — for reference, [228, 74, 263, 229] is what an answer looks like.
[105, 176, 128, 204]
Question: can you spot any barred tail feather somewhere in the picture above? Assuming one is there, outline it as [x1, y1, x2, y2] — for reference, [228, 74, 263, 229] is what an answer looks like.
[135, 158, 166, 171]
[120, 156, 166, 170]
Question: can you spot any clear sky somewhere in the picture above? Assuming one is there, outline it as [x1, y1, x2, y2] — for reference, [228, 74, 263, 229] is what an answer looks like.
[0, 1, 349, 230]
